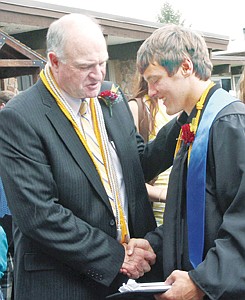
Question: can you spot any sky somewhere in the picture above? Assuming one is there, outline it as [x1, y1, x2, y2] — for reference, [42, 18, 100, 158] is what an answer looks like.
[32, 0, 245, 41]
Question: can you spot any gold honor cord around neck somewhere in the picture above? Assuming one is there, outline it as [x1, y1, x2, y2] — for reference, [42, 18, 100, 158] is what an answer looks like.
[40, 69, 97, 173]
[174, 82, 215, 163]
[39, 67, 129, 243]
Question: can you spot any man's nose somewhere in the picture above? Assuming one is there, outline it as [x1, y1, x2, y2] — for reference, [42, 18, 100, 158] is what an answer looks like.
[148, 86, 158, 99]
[89, 65, 104, 80]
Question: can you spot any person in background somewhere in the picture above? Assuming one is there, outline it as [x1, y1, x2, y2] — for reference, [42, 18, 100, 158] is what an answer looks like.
[128, 74, 175, 226]
[0, 90, 15, 300]
[0, 90, 15, 243]
[238, 66, 245, 103]
[123, 24, 245, 299]
[0, 226, 8, 300]
[0, 91, 16, 110]
[0, 14, 186, 300]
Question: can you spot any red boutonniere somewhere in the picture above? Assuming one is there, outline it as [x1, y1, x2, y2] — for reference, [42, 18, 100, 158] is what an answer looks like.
[98, 84, 123, 117]
[181, 123, 195, 145]
[99, 90, 118, 101]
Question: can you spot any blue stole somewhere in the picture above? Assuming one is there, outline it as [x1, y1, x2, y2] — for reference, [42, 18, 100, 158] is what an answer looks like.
[187, 88, 238, 268]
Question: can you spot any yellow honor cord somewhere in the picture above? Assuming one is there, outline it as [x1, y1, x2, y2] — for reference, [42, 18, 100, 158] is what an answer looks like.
[91, 100, 128, 242]
[40, 70, 102, 178]
[174, 82, 215, 162]
[91, 97, 129, 243]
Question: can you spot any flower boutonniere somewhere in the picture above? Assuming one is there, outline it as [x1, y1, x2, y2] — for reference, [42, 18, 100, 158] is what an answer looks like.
[98, 84, 123, 117]
[181, 123, 195, 145]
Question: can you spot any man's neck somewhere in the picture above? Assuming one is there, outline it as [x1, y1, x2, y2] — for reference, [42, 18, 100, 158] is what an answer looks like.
[185, 79, 212, 115]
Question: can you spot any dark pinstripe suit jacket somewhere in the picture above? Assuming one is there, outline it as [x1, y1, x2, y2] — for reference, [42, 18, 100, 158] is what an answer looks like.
[0, 80, 181, 300]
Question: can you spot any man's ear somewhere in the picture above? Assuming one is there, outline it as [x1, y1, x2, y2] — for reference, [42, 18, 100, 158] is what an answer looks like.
[48, 52, 59, 70]
[181, 57, 193, 77]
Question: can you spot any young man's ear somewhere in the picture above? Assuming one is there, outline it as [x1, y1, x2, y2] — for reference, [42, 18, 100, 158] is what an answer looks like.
[181, 57, 193, 77]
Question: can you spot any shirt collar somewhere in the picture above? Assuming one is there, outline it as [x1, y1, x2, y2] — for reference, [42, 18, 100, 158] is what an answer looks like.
[60, 89, 91, 116]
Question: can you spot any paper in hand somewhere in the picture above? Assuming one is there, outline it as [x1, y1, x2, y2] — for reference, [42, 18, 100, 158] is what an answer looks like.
[106, 279, 171, 299]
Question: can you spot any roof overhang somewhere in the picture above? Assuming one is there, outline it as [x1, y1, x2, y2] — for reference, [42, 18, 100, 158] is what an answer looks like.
[0, 0, 229, 50]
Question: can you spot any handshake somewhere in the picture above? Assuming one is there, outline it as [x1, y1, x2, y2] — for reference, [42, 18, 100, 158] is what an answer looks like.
[120, 239, 206, 300]
[120, 238, 156, 279]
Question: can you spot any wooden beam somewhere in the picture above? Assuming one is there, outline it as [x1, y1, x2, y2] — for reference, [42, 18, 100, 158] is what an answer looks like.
[0, 31, 46, 62]
[0, 67, 41, 79]
[0, 59, 45, 68]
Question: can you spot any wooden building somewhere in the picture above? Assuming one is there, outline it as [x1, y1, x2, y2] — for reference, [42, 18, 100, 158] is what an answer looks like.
[0, 29, 46, 91]
[1, 0, 242, 95]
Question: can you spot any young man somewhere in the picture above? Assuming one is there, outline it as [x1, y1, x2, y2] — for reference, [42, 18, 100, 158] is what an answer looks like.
[0, 14, 184, 299]
[123, 24, 245, 299]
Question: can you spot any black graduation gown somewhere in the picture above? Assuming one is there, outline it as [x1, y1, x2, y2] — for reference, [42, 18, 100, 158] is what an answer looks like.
[146, 85, 245, 299]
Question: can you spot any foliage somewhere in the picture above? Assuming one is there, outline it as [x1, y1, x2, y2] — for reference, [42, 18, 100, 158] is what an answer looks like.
[157, 1, 185, 26]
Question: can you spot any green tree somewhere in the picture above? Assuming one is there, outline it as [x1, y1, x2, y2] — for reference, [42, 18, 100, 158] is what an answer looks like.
[157, 1, 185, 26]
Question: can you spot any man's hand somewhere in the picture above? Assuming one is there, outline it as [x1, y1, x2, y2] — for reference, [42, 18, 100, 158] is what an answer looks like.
[120, 238, 156, 279]
[124, 238, 155, 256]
[154, 270, 205, 300]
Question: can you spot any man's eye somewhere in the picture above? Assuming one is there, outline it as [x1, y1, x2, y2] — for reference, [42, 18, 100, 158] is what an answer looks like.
[78, 65, 90, 70]
[149, 78, 158, 85]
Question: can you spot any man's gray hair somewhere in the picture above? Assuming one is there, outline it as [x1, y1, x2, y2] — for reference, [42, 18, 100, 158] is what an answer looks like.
[46, 13, 102, 62]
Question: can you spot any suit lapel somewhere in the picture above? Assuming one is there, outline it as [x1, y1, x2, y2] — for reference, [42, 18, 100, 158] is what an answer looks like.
[45, 97, 112, 211]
